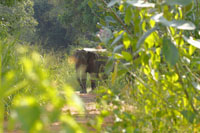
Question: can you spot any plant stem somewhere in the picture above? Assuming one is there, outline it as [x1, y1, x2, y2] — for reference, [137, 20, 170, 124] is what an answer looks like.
[0, 101, 4, 133]
[175, 64, 198, 114]
[0, 40, 3, 133]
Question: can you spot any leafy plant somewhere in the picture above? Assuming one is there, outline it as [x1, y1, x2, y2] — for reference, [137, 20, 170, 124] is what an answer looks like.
[91, 0, 200, 132]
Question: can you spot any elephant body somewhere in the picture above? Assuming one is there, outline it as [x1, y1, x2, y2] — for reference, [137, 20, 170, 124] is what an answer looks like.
[74, 48, 107, 93]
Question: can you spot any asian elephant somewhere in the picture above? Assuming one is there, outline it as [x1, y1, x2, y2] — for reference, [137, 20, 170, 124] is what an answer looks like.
[74, 48, 107, 93]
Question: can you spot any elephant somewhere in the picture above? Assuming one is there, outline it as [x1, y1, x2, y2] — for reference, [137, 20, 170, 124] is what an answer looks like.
[74, 48, 107, 93]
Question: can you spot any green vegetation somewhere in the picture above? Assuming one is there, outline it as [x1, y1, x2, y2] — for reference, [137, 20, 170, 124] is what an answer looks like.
[1, 0, 200, 132]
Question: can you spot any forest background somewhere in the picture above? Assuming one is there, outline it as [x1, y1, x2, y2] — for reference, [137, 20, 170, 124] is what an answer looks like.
[1, 0, 200, 132]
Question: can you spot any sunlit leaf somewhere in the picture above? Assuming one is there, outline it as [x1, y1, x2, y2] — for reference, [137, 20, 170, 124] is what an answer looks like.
[122, 51, 132, 61]
[169, 20, 196, 30]
[165, 0, 192, 6]
[188, 45, 196, 55]
[162, 37, 179, 66]
[152, 13, 196, 30]
[183, 36, 200, 49]
[127, 0, 155, 8]
[123, 33, 131, 49]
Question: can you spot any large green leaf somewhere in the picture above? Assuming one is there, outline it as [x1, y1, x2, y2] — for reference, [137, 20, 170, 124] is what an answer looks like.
[165, 0, 192, 6]
[183, 36, 200, 49]
[162, 37, 179, 66]
[126, 0, 155, 8]
[181, 110, 196, 123]
[125, 6, 132, 25]
[152, 13, 196, 30]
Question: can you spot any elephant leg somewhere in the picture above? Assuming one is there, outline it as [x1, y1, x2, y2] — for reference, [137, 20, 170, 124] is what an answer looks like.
[91, 80, 96, 90]
[90, 73, 97, 90]
[76, 65, 87, 93]
[77, 77, 85, 93]
[80, 71, 87, 93]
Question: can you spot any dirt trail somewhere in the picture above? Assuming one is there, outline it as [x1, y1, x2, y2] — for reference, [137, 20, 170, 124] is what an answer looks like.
[5, 92, 112, 132]
[50, 92, 102, 131]
[63, 92, 100, 122]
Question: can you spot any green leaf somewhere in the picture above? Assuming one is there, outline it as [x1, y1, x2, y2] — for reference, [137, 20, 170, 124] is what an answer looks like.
[183, 36, 200, 49]
[152, 13, 196, 30]
[125, 6, 132, 25]
[108, 0, 120, 7]
[162, 37, 179, 66]
[181, 110, 196, 123]
[165, 0, 192, 6]
[14, 97, 41, 131]
[105, 58, 115, 74]
[111, 32, 124, 46]
[122, 51, 132, 61]
[136, 26, 158, 48]
[123, 32, 131, 49]
[127, 0, 155, 8]
[169, 20, 196, 30]
[113, 44, 124, 53]
[88, 0, 93, 8]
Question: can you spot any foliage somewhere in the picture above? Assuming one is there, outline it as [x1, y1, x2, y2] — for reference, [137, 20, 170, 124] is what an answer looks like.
[0, 0, 37, 41]
[33, 0, 100, 49]
[0, 40, 86, 132]
[59, 0, 99, 43]
[91, 0, 200, 132]
[33, 0, 70, 49]
[1, 0, 200, 132]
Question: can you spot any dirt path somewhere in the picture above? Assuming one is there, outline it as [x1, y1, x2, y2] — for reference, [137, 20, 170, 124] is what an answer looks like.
[5, 92, 112, 132]
[50, 92, 101, 131]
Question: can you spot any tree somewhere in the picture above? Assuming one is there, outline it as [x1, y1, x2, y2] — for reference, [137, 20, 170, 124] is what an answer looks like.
[0, 0, 37, 41]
